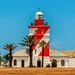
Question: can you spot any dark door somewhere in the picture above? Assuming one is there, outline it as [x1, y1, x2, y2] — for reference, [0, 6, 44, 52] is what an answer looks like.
[21, 60, 24, 67]
[37, 60, 41, 67]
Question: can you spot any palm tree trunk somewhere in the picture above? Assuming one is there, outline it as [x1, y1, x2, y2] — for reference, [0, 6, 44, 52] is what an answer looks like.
[9, 50, 12, 67]
[42, 47, 44, 67]
[29, 46, 33, 67]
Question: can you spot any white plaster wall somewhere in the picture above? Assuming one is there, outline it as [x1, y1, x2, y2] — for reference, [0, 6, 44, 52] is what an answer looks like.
[44, 57, 50, 67]
[32, 56, 50, 67]
[12, 56, 29, 67]
[69, 58, 75, 67]
[12, 56, 75, 67]
[50, 57, 69, 67]
[29, 28, 37, 35]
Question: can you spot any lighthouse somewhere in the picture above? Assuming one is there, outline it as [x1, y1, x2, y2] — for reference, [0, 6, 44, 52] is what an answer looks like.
[28, 10, 50, 67]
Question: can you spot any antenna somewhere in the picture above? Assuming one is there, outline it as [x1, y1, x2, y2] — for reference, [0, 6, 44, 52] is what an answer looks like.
[38, 8, 40, 11]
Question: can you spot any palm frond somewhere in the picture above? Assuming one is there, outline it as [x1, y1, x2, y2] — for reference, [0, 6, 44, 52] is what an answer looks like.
[3, 43, 17, 51]
[39, 40, 46, 47]
[20, 35, 37, 47]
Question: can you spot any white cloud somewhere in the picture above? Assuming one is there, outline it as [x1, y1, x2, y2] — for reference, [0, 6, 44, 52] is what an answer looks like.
[51, 38, 62, 49]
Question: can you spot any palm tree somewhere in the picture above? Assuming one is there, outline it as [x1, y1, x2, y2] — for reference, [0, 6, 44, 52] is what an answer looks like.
[39, 40, 46, 67]
[3, 43, 17, 67]
[2, 53, 9, 62]
[19, 35, 36, 67]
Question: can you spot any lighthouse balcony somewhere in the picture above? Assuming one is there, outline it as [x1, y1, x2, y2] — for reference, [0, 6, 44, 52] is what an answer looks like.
[31, 22, 48, 26]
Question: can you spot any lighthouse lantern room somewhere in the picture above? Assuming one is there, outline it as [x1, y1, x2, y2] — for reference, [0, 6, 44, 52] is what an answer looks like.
[28, 10, 50, 67]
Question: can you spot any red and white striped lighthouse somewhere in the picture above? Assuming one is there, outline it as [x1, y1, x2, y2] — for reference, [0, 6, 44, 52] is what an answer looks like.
[28, 10, 50, 67]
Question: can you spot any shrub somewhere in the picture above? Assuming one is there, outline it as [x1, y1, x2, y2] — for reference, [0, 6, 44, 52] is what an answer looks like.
[33, 65, 36, 67]
[51, 59, 57, 67]
[46, 64, 50, 67]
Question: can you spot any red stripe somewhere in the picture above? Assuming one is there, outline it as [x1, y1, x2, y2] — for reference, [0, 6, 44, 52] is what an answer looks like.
[32, 27, 49, 50]
[39, 42, 50, 56]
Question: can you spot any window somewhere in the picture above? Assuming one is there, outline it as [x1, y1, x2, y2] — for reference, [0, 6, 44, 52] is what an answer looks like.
[61, 60, 65, 66]
[35, 30, 37, 34]
[35, 49, 36, 54]
[14, 59, 17, 66]
[38, 15, 43, 20]
[42, 30, 44, 34]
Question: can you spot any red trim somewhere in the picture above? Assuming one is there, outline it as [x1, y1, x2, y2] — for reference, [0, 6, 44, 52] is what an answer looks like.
[29, 26, 50, 28]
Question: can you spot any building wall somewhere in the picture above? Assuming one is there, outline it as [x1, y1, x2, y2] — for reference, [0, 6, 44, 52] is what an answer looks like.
[50, 56, 69, 67]
[12, 56, 29, 67]
[33, 56, 50, 67]
[11, 56, 75, 67]
[69, 58, 75, 67]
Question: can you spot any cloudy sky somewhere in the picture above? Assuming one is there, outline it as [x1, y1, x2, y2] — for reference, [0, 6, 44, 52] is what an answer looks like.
[0, 0, 75, 55]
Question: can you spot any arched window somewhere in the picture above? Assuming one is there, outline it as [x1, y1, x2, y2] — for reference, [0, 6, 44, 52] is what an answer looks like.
[61, 60, 65, 66]
[14, 59, 17, 66]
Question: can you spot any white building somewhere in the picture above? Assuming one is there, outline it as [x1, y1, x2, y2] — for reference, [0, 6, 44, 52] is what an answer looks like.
[9, 49, 75, 67]
[12, 49, 29, 67]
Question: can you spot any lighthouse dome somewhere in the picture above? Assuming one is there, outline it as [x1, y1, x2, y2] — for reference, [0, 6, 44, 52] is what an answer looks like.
[36, 11, 43, 15]
[35, 10, 44, 20]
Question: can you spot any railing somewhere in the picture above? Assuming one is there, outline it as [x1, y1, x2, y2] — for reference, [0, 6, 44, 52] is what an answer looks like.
[44, 22, 48, 25]
[31, 22, 35, 25]
[31, 22, 48, 25]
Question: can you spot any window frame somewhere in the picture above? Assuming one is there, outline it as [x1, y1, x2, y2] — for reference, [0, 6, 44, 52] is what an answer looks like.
[61, 60, 65, 66]
[14, 59, 17, 66]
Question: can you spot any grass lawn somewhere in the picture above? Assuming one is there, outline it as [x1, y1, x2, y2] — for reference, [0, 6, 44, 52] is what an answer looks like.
[0, 67, 75, 75]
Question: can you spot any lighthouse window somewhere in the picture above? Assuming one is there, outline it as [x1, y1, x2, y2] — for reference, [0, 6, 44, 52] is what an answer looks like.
[42, 30, 44, 34]
[39, 15, 43, 20]
[35, 30, 37, 34]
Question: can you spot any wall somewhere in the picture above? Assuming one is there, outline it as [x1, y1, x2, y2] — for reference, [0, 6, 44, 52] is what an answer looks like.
[33, 56, 50, 67]
[69, 57, 75, 67]
[12, 56, 29, 67]
[50, 56, 69, 67]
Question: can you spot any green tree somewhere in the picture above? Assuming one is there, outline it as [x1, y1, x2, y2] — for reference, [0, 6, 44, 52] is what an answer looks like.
[39, 40, 46, 67]
[19, 35, 36, 67]
[2, 53, 9, 62]
[3, 43, 17, 67]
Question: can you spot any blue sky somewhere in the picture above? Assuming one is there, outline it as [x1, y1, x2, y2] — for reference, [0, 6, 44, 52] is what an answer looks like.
[0, 0, 75, 56]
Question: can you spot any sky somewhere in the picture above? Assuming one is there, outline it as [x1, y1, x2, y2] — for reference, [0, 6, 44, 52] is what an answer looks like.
[0, 0, 75, 56]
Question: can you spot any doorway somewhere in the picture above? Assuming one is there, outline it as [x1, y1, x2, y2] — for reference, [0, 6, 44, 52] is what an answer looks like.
[21, 60, 24, 67]
[37, 59, 41, 67]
